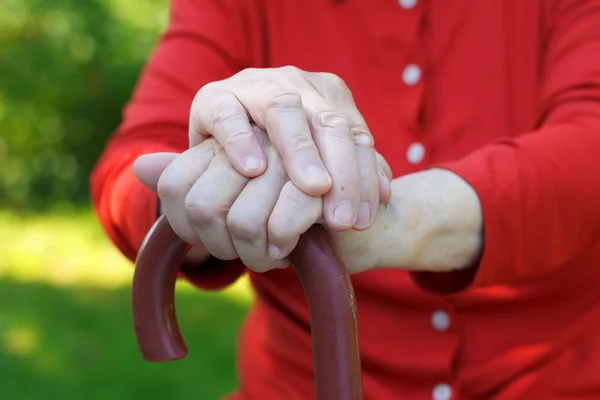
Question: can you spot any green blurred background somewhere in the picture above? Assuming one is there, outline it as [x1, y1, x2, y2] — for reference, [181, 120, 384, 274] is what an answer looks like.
[1, 0, 252, 398]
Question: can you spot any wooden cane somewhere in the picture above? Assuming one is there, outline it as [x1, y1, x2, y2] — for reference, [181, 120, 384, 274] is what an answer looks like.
[132, 214, 363, 400]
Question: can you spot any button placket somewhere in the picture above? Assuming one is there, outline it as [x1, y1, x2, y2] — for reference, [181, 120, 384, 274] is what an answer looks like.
[406, 142, 425, 164]
[432, 383, 453, 400]
[402, 64, 422, 86]
[431, 309, 451, 332]
[401, 62, 424, 168]
[399, 0, 418, 10]
[391, 1, 426, 173]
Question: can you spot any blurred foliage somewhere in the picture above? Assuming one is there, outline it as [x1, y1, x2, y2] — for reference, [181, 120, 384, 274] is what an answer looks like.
[0, 0, 169, 212]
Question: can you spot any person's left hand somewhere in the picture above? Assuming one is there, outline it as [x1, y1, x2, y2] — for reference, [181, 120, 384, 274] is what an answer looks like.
[188, 67, 384, 233]
[135, 125, 393, 274]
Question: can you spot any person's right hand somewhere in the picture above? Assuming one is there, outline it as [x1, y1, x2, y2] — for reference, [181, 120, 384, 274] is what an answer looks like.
[134, 125, 393, 272]
[188, 66, 381, 232]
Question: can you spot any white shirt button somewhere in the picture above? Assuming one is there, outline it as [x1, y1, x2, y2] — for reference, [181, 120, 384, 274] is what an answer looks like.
[399, 0, 418, 9]
[431, 309, 451, 332]
[432, 383, 453, 400]
[402, 64, 421, 86]
[406, 142, 425, 164]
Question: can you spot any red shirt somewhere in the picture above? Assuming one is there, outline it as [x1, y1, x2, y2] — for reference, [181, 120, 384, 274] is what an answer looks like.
[91, 0, 600, 398]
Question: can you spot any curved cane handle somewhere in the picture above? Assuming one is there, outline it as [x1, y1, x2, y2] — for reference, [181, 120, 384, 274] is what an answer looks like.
[132, 215, 363, 400]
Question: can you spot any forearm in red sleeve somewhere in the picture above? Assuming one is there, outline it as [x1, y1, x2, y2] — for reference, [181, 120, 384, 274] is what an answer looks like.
[413, 0, 600, 291]
[91, 0, 265, 290]
[432, 119, 600, 289]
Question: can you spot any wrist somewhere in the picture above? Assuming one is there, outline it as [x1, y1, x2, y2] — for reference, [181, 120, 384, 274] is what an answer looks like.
[377, 168, 483, 271]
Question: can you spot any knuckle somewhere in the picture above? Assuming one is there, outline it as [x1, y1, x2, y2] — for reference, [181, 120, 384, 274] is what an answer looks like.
[265, 88, 303, 110]
[351, 127, 375, 149]
[190, 85, 219, 130]
[184, 193, 223, 226]
[226, 211, 263, 240]
[312, 109, 349, 131]
[321, 72, 348, 89]
[222, 129, 254, 148]
[192, 82, 224, 115]
[285, 133, 317, 154]
[208, 101, 244, 127]
[194, 81, 217, 102]
[236, 67, 259, 78]
[156, 178, 180, 203]
[209, 104, 253, 141]
[279, 65, 302, 76]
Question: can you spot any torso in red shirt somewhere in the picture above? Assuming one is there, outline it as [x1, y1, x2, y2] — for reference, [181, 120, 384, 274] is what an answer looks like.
[91, 1, 600, 399]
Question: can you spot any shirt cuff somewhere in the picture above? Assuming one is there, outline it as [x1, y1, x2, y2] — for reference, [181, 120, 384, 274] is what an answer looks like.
[108, 162, 161, 262]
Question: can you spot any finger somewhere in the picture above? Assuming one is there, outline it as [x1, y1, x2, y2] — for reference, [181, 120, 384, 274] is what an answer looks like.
[227, 135, 289, 272]
[335, 97, 380, 230]
[305, 72, 380, 228]
[233, 81, 332, 196]
[378, 167, 392, 204]
[185, 151, 249, 260]
[351, 128, 379, 230]
[156, 142, 218, 245]
[376, 153, 393, 204]
[189, 83, 267, 177]
[133, 152, 179, 192]
[303, 94, 360, 231]
[267, 181, 322, 260]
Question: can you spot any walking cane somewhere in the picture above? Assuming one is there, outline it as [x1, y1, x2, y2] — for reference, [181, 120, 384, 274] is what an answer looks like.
[132, 214, 363, 400]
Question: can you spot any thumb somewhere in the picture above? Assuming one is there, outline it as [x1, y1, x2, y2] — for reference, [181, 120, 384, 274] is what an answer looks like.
[133, 152, 179, 192]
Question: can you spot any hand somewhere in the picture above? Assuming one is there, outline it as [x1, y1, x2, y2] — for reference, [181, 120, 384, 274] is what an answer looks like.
[134, 126, 393, 273]
[188, 66, 380, 231]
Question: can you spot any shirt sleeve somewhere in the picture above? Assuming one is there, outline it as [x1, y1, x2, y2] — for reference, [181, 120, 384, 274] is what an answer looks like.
[411, 0, 600, 293]
[90, 0, 266, 290]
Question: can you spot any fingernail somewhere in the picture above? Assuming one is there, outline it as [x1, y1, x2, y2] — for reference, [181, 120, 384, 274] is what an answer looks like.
[244, 156, 262, 171]
[304, 164, 330, 184]
[355, 203, 372, 229]
[268, 244, 283, 259]
[333, 201, 355, 227]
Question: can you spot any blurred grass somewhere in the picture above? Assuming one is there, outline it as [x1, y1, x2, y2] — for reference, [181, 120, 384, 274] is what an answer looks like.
[0, 211, 253, 400]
